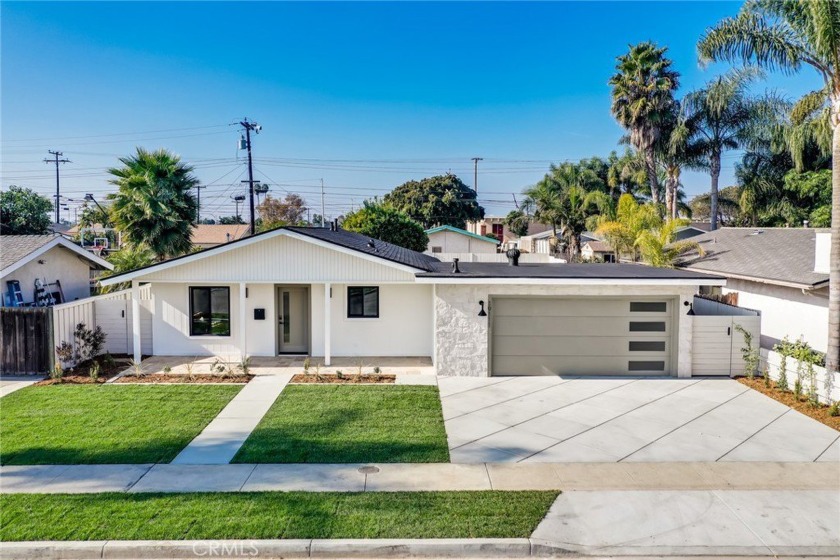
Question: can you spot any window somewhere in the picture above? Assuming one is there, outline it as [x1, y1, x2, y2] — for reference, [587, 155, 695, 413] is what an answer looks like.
[630, 301, 667, 312]
[431, 246, 443, 253]
[628, 360, 665, 371]
[629, 341, 666, 352]
[189, 287, 230, 336]
[347, 286, 379, 318]
[629, 321, 666, 332]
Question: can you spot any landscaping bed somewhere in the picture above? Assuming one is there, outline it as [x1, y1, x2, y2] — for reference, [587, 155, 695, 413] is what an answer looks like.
[291, 373, 395, 384]
[0, 384, 242, 465]
[233, 385, 449, 463]
[738, 377, 840, 431]
[36, 355, 132, 385]
[0, 491, 558, 541]
[115, 373, 253, 384]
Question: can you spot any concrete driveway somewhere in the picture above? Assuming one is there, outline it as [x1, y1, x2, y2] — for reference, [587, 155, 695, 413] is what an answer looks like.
[439, 377, 840, 463]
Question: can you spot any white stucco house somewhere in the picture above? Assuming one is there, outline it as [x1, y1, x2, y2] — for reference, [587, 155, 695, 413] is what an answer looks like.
[100, 225, 726, 377]
[679, 228, 830, 353]
[1, 234, 112, 306]
[424, 225, 498, 255]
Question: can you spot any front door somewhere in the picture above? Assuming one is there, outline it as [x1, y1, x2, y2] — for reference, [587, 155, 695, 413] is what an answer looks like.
[277, 286, 309, 354]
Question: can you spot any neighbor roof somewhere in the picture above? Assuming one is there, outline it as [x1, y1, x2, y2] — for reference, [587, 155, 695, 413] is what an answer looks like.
[425, 225, 499, 244]
[677, 227, 829, 289]
[191, 224, 249, 245]
[0, 234, 113, 277]
[583, 241, 612, 253]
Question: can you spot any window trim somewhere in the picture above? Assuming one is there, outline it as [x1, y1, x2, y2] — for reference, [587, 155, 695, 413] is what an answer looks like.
[346, 286, 380, 319]
[188, 286, 232, 337]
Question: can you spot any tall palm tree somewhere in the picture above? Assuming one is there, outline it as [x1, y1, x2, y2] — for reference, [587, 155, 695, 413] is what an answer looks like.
[108, 148, 198, 261]
[672, 69, 763, 230]
[698, 0, 840, 373]
[610, 42, 680, 207]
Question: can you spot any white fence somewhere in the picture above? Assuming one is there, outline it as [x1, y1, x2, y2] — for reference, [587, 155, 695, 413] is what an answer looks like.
[691, 296, 761, 377]
[431, 252, 565, 263]
[760, 348, 838, 405]
[52, 286, 152, 359]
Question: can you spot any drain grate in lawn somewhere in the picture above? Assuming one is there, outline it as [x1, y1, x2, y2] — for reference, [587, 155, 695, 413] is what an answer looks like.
[0, 385, 242, 465]
[0, 491, 559, 541]
[233, 385, 450, 463]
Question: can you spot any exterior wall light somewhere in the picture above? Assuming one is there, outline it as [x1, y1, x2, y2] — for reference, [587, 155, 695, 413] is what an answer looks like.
[478, 300, 487, 317]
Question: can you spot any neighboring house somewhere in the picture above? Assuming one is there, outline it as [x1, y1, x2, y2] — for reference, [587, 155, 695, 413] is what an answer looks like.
[0, 234, 113, 306]
[101, 225, 723, 378]
[522, 230, 601, 255]
[191, 224, 249, 249]
[675, 222, 712, 241]
[466, 217, 550, 246]
[424, 225, 498, 255]
[678, 227, 830, 353]
[581, 241, 615, 263]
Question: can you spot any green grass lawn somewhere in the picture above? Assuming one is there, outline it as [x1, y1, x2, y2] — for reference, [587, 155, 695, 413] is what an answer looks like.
[0, 491, 558, 541]
[0, 385, 241, 465]
[233, 385, 450, 463]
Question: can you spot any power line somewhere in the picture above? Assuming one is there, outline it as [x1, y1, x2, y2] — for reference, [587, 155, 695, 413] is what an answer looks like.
[238, 118, 262, 236]
[43, 150, 71, 223]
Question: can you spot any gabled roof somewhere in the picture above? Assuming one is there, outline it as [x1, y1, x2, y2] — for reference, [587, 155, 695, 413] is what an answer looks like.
[677, 227, 829, 289]
[425, 225, 499, 244]
[100, 226, 441, 286]
[0, 234, 113, 277]
[191, 224, 249, 245]
[583, 241, 612, 253]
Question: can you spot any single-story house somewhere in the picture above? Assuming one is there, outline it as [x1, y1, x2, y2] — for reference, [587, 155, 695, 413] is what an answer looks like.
[521, 230, 601, 255]
[191, 224, 249, 249]
[675, 222, 712, 241]
[466, 217, 551, 246]
[1, 234, 113, 306]
[424, 225, 498, 255]
[678, 227, 830, 353]
[101, 225, 725, 378]
[581, 241, 615, 263]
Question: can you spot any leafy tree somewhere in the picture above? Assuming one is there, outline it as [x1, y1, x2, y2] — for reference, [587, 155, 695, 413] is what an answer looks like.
[635, 218, 705, 268]
[384, 173, 484, 229]
[609, 42, 680, 206]
[596, 194, 662, 261]
[257, 194, 307, 232]
[607, 149, 649, 197]
[108, 148, 198, 260]
[0, 186, 53, 235]
[99, 245, 155, 293]
[78, 201, 112, 228]
[698, 0, 840, 373]
[341, 200, 428, 252]
[783, 169, 832, 227]
[689, 186, 743, 225]
[504, 209, 530, 237]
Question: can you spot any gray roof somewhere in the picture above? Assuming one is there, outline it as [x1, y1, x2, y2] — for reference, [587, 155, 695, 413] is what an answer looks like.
[1, 234, 61, 271]
[286, 227, 440, 271]
[418, 261, 722, 280]
[677, 227, 829, 288]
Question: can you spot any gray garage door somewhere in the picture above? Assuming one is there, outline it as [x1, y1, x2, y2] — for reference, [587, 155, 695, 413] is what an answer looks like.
[491, 297, 673, 376]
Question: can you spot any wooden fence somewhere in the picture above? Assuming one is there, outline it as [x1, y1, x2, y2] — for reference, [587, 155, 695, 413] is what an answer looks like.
[0, 307, 54, 374]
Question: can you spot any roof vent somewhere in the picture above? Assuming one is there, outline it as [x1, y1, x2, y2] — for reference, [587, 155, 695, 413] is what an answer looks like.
[751, 229, 763, 235]
[452, 258, 461, 274]
[506, 247, 521, 266]
[367, 239, 377, 252]
[333, 218, 340, 231]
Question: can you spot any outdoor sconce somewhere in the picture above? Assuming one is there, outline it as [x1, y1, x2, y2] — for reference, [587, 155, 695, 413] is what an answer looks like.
[478, 300, 487, 317]
[684, 301, 695, 315]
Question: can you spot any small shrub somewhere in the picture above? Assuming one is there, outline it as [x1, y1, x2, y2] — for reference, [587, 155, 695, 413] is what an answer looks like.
[55, 342, 75, 370]
[73, 322, 106, 364]
[212, 357, 236, 375]
[89, 362, 100, 382]
[239, 356, 252, 376]
[763, 366, 770, 388]
[336, 370, 344, 379]
[303, 356, 311, 373]
[734, 324, 758, 380]
[373, 366, 381, 374]
[829, 401, 840, 417]
[162, 366, 172, 374]
[184, 357, 198, 382]
[131, 359, 145, 377]
[50, 363, 64, 380]
[794, 377, 803, 399]
[103, 352, 116, 368]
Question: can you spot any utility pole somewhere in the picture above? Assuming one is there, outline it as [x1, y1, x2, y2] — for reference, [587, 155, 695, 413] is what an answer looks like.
[194, 185, 206, 224]
[231, 194, 246, 221]
[44, 150, 70, 223]
[471, 157, 483, 194]
[320, 178, 326, 228]
[239, 118, 262, 235]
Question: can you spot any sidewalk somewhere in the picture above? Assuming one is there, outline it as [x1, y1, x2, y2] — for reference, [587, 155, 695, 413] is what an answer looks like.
[1, 461, 837, 494]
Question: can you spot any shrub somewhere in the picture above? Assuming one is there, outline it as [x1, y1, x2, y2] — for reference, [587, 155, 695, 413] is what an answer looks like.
[103, 352, 116, 368]
[55, 342, 75, 370]
[50, 363, 64, 380]
[336, 370, 345, 379]
[373, 366, 381, 374]
[162, 366, 172, 374]
[763, 366, 770, 388]
[829, 401, 840, 417]
[73, 322, 106, 364]
[303, 356, 311, 373]
[89, 362, 100, 382]
[239, 356, 251, 376]
[734, 324, 758, 379]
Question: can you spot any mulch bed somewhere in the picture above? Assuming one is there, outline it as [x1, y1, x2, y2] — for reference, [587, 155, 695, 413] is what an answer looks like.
[35, 359, 130, 386]
[115, 374, 254, 384]
[291, 373, 396, 384]
[738, 377, 840, 431]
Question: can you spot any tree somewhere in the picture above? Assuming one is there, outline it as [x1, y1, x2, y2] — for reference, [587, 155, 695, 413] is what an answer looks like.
[384, 173, 484, 229]
[78, 201, 113, 228]
[0, 186, 53, 235]
[341, 200, 428, 252]
[699, 0, 840, 372]
[610, 42, 680, 207]
[504, 209, 530, 237]
[607, 149, 649, 197]
[635, 218, 705, 268]
[217, 215, 244, 225]
[689, 186, 743, 225]
[673, 69, 765, 230]
[108, 148, 198, 261]
[596, 194, 662, 261]
[99, 245, 155, 293]
[257, 194, 307, 232]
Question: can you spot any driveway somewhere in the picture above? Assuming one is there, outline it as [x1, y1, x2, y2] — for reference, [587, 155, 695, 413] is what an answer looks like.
[439, 377, 840, 463]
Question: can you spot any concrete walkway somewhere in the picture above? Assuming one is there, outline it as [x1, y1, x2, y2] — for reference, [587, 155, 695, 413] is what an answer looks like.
[2, 461, 837, 494]
[440, 376, 840, 463]
[171, 374, 292, 465]
[0, 376, 43, 398]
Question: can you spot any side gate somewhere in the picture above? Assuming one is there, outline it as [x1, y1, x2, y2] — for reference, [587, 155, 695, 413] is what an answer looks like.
[692, 297, 761, 377]
[0, 307, 54, 374]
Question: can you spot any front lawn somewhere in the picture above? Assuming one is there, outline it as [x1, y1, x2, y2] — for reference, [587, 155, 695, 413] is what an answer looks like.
[233, 385, 450, 463]
[0, 385, 241, 465]
[0, 491, 558, 541]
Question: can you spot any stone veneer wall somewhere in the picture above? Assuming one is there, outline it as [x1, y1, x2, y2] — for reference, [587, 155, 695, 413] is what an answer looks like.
[433, 283, 698, 377]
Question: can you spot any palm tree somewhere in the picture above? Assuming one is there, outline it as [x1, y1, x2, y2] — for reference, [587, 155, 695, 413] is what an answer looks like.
[672, 69, 763, 230]
[99, 245, 155, 293]
[108, 148, 198, 261]
[698, 0, 840, 373]
[610, 42, 680, 207]
[596, 194, 662, 261]
[635, 219, 705, 268]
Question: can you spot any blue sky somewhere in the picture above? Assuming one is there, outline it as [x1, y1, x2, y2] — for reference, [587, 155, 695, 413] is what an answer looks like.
[1, 1, 818, 222]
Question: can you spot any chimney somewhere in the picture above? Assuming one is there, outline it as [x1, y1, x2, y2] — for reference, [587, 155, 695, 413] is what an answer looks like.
[506, 246, 521, 266]
[815, 232, 831, 273]
[333, 218, 339, 231]
[452, 258, 461, 274]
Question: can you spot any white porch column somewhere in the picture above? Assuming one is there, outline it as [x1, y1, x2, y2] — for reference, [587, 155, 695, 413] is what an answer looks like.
[131, 280, 141, 363]
[324, 282, 331, 366]
[677, 290, 694, 378]
[239, 282, 247, 359]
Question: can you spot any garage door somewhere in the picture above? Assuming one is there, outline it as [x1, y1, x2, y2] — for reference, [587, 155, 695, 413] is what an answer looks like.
[491, 297, 673, 376]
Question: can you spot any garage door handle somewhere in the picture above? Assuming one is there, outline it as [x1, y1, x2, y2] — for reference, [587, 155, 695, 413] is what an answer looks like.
[121, 310, 125, 318]
[727, 327, 731, 336]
